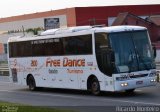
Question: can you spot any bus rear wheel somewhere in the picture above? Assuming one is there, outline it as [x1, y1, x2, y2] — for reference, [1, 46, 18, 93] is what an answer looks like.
[28, 76, 36, 91]
[90, 78, 100, 95]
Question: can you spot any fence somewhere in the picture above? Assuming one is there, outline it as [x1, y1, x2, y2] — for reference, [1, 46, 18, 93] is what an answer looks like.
[0, 61, 9, 76]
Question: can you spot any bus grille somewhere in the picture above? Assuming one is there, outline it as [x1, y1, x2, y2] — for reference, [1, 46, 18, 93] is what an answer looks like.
[129, 74, 148, 78]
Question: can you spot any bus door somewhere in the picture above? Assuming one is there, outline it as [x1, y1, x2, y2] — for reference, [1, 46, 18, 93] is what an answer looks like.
[95, 33, 115, 90]
[95, 33, 114, 76]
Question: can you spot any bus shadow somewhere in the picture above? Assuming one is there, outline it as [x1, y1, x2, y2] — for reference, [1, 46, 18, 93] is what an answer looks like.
[22, 87, 153, 98]
[100, 91, 144, 97]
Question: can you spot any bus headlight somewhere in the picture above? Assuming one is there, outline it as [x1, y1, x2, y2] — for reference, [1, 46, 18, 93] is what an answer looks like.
[121, 82, 128, 87]
[150, 79, 156, 82]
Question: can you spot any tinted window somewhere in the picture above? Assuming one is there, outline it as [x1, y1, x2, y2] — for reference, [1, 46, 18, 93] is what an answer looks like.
[9, 38, 63, 57]
[63, 35, 92, 55]
[95, 33, 109, 51]
[31, 38, 63, 56]
[9, 41, 32, 57]
[9, 34, 92, 58]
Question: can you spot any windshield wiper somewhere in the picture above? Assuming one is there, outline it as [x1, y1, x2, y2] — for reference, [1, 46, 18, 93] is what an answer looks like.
[136, 50, 149, 70]
[130, 36, 149, 71]
[128, 50, 139, 72]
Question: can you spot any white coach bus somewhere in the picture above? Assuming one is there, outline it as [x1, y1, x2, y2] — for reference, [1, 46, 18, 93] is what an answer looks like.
[8, 25, 157, 95]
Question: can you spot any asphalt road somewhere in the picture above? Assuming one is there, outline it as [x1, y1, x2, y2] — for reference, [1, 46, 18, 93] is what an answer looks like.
[0, 81, 160, 112]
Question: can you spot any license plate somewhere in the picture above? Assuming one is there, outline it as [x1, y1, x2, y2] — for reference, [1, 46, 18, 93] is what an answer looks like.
[136, 81, 143, 85]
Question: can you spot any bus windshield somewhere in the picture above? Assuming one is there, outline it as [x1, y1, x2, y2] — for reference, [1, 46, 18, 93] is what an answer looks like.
[109, 30, 156, 73]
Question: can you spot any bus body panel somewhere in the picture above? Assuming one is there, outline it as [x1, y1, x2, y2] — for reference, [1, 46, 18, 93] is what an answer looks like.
[8, 26, 157, 93]
[9, 54, 115, 91]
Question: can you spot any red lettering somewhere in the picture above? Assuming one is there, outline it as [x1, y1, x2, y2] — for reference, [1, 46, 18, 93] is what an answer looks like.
[46, 58, 60, 67]
[63, 57, 85, 67]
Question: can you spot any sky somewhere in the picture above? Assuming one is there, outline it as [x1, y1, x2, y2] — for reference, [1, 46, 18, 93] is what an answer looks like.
[0, 0, 160, 18]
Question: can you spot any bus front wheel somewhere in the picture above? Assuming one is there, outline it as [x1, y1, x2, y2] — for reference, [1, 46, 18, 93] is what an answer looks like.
[90, 78, 100, 95]
[28, 76, 36, 91]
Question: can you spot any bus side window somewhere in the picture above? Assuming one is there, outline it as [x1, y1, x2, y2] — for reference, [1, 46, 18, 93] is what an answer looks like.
[95, 33, 108, 51]
[63, 35, 92, 55]
[63, 37, 74, 54]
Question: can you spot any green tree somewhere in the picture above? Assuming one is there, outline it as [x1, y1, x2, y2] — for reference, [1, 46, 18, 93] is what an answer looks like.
[26, 27, 43, 35]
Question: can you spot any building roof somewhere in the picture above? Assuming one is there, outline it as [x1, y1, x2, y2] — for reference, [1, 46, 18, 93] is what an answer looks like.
[149, 15, 160, 26]
[112, 12, 153, 26]
[111, 12, 128, 26]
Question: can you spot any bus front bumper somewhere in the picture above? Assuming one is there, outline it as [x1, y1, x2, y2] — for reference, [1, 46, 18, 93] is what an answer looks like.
[114, 77, 157, 91]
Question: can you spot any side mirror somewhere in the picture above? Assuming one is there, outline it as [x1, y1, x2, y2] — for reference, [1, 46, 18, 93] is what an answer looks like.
[152, 45, 157, 58]
[110, 50, 115, 63]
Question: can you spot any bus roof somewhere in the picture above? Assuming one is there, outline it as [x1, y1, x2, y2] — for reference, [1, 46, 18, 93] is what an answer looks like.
[8, 25, 147, 42]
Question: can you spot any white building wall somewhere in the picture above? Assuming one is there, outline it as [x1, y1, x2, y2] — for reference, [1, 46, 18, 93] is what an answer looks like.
[0, 15, 67, 31]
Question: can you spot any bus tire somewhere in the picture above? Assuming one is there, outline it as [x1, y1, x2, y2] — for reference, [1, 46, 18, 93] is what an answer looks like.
[90, 77, 100, 95]
[28, 75, 36, 91]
